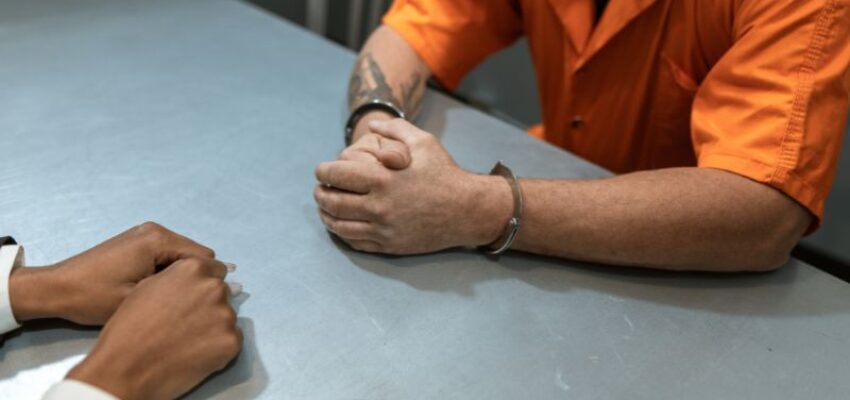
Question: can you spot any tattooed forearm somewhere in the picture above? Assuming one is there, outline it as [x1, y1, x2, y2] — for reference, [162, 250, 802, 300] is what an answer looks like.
[347, 52, 425, 119]
[348, 53, 400, 110]
[398, 73, 425, 119]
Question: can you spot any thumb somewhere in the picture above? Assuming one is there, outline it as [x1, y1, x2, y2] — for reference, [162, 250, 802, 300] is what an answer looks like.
[368, 118, 425, 146]
[376, 136, 411, 169]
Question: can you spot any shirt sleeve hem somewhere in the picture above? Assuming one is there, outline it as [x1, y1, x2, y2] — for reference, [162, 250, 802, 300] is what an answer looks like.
[382, 14, 463, 90]
[698, 152, 824, 233]
[0, 244, 24, 335]
[42, 380, 120, 400]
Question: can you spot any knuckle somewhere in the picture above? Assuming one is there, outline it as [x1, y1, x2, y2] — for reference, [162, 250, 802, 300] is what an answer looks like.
[363, 223, 379, 238]
[119, 284, 135, 299]
[324, 195, 339, 216]
[138, 221, 164, 233]
[372, 173, 389, 189]
[318, 211, 331, 227]
[379, 235, 394, 249]
[376, 226, 394, 241]
[325, 165, 338, 186]
[339, 147, 357, 160]
[221, 330, 243, 356]
[314, 163, 327, 180]
[219, 306, 237, 326]
[368, 202, 387, 221]
[209, 279, 229, 299]
[183, 257, 206, 273]
[138, 221, 167, 241]
[201, 245, 216, 259]
[316, 191, 338, 215]
[328, 219, 343, 234]
[199, 277, 218, 291]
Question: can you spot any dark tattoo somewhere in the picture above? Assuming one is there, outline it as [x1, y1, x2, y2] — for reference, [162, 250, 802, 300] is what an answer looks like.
[347, 52, 425, 119]
[399, 74, 425, 119]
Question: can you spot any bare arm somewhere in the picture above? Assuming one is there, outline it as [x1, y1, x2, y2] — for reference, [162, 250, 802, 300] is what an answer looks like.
[502, 168, 811, 271]
[347, 26, 430, 142]
[317, 120, 812, 272]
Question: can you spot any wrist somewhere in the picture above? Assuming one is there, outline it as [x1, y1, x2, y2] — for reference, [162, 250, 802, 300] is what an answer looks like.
[68, 343, 145, 400]
[350, 109, 396, 143]
[9, 265, 66, 322]
[460, 173, 515, 247]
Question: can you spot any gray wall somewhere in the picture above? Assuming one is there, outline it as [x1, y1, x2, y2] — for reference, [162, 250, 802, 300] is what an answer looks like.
[456, 40, 541, 127]
[804, 129, 850, 261]
[247, 0, 391, 48]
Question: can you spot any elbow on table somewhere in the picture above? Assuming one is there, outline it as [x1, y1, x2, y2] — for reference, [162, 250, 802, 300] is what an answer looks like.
[723, 193, 811, 272]
[740, 246, 792, 272]
[706, 244, 790, 273]
[729, 228, 802, 272]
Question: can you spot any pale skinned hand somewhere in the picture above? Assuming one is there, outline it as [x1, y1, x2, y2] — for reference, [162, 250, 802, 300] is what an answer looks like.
[314, 119, 511, 254]
[9, 222, 218, 325]
[67, 257, 242, 400]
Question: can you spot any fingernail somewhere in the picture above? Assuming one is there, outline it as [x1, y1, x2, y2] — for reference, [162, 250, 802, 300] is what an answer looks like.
[368, 120, 382, 129]
[224, 262, 238, 273]
[227, 282, 243, 296]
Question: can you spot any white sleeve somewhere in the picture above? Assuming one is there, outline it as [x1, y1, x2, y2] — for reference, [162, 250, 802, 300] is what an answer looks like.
[42, 380, 120, 400]
[0, 244, 25, 334]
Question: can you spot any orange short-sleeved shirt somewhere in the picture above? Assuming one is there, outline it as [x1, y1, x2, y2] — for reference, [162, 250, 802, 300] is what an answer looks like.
[383, 0, 850, 227]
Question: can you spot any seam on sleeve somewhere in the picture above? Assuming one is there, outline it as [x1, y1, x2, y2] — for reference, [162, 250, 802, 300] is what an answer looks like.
[771, 0, 838, 184]
[382, 15, 461, 89]
[699, 151, 825, 230]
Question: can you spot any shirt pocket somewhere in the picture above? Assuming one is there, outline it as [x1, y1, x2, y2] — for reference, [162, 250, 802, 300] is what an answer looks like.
[645, 52, 699, 168]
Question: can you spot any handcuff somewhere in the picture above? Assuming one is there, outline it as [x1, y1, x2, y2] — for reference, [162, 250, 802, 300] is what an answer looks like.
[344, 99, 406, 146]
[480, 161, 524, 255]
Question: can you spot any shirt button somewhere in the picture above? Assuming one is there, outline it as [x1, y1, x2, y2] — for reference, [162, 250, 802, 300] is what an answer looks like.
[570, 115, 584, 129]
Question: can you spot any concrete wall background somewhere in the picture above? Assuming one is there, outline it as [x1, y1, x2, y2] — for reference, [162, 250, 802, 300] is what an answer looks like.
[805, 131, 850, 262]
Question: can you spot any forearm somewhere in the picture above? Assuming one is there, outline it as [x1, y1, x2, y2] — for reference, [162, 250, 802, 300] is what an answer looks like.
[9, 266, 68, 321]
[348, 25, 430, 141]
[489, 168, 809, 271]
[67, 342, 142, 400]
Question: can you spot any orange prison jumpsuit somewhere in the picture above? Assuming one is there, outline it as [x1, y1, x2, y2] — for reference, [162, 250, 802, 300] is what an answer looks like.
[383, 0, 850, 228]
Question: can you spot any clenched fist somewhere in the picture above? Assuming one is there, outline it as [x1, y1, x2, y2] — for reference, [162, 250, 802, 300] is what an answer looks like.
[67, 257, 242, 400]
[9, 222, 219, 325]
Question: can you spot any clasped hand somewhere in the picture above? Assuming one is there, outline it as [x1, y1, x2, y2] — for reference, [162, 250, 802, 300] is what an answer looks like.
[315, 119, 510, 254]
[9, 222, 242, 400]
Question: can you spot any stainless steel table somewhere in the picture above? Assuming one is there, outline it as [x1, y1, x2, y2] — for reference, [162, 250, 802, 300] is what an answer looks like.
[1, 1, 849, 399]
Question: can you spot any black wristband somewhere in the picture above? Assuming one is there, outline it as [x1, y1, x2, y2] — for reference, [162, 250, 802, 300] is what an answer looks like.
[344, 100, 405, 146]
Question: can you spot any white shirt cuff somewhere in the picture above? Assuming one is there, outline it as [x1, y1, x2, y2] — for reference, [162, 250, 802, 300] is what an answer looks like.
[0, 244, 25, 334]
[42, 379, 120, 400]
